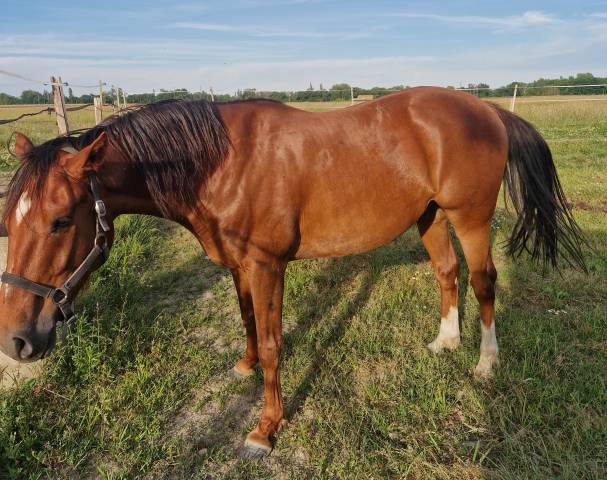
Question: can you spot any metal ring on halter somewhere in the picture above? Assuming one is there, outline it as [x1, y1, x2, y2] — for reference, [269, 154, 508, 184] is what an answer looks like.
[51, 287, 71, 306]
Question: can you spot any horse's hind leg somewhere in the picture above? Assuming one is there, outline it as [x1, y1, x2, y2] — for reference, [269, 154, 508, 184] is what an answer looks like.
[417, 205, 460, 353]
[448, 219, 498, 377]
[231, 268, 259, 377]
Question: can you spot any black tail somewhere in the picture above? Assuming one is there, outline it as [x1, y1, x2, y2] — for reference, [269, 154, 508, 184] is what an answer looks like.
[490, 104, 587, 272]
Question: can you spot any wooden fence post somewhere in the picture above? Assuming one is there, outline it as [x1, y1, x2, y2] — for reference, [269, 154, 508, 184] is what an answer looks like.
[94, 97, 102, 125]
[116, 87, 121, 111]
[510, 83, 518, 112]
[98, 80, 104, 120]
[111, 85, 118, 113]
[121, 89, 127, 109]
[50, 76, 69, 135]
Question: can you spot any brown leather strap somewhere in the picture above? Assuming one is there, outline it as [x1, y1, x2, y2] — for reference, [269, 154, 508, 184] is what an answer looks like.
[1, 271, 54, 299]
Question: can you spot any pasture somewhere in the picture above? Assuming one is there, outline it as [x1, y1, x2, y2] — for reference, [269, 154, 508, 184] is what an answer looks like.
[0, 96, 606, 479]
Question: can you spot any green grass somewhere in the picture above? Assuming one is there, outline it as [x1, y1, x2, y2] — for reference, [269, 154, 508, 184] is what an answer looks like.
[0, 97, 606, 479]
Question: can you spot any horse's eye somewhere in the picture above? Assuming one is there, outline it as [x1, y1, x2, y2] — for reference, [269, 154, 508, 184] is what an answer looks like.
[50, 217, 72, 234]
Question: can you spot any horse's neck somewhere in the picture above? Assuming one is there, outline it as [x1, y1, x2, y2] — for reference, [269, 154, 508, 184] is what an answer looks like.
[99, 159, 164, 218]
[99, 160, 200, 230]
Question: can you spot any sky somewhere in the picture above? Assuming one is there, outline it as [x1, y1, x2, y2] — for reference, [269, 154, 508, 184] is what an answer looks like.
[1, 0, 607, 95]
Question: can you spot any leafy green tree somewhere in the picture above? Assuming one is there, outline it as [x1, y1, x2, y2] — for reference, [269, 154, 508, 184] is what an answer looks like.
[0, 93, 19, 105]
[20, 89, 44, 104]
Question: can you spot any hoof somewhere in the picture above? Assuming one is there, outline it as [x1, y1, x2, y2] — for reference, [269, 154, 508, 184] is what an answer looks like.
[241, 431, 272, 459]
[232, 359, 257, 378]
[474, 354, 498, 379]
[427, 336, 460, 354]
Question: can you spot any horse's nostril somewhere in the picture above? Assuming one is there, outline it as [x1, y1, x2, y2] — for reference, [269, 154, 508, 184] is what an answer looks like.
[13, 336, 34, 360]
[13, 336, 25, 354]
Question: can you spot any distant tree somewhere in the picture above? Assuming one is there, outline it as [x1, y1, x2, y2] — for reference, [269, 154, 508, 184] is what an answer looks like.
[330, 83, 350, 91]
[0, 92, 19, 105]
[20, 89, 44, 104]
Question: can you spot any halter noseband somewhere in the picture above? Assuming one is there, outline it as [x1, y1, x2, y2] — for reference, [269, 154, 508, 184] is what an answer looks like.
[0, 146, 112, 326]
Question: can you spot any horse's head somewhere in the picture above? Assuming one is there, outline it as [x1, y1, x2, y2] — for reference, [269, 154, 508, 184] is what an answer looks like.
[0, 131, 109, 361]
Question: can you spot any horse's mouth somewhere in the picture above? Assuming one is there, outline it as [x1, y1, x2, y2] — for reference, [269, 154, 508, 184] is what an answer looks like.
[40, 325, 57, 359]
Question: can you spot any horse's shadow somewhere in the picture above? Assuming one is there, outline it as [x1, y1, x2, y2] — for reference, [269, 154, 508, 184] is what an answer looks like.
[281, 234, 433, 422]
[173, 231, 435, 467]
[161, 211, 606, 477]
[106, 215, 486, 475]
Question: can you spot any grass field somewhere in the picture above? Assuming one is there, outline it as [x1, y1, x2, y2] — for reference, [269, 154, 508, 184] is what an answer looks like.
[0, 95, 606, 479]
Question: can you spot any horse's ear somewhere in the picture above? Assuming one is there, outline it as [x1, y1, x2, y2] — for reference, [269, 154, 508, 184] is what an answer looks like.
[60, 132, 108, 175]
[14, 132, 34, 161]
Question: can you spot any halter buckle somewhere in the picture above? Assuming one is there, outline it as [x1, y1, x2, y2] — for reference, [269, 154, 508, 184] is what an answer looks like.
[95, 199, 107, 217]
[95, 200, 111, 232]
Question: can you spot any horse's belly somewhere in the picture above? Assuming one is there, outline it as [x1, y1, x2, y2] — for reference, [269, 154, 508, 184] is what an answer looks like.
[295, 186, 428, 259]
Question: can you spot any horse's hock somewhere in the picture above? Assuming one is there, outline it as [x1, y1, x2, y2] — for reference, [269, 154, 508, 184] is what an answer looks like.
[0, 172, 45, 387]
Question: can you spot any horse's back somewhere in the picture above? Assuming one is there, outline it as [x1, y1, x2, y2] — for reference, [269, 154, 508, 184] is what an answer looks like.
[209, 90, 508, 262]
[292, 88, 507, 257]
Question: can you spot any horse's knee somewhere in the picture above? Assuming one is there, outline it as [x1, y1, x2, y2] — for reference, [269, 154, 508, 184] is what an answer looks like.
[435, 258, 459, 290]
[258, 336, 281, 366]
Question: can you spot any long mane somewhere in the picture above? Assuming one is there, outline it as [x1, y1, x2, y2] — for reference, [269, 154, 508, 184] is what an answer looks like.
[2, 100, 230, 222]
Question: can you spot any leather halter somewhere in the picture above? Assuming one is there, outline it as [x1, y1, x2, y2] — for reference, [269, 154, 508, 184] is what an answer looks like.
[0, 146, 112, 325]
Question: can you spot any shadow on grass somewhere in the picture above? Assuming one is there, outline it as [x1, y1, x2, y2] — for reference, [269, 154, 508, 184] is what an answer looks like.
[187, 221, 495, 466]
[162, 215, 606, 478]
[163, 231, 434, 477]
[281, 237, 430, 422]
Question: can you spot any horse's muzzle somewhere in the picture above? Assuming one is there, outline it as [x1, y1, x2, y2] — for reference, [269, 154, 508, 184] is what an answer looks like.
[1, 323, 56, 362]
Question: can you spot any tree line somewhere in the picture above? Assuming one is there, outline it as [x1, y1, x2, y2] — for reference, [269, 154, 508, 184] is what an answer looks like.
[1, 73, 606, 105]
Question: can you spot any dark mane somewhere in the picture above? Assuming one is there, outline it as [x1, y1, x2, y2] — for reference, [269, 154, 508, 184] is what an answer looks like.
[3, 100, 230, 222]
[219, 98, 283, 106]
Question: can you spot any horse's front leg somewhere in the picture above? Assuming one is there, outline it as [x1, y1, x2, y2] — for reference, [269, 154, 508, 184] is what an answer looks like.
[242, 260, 286, 458]
[231, 268, 258, 377]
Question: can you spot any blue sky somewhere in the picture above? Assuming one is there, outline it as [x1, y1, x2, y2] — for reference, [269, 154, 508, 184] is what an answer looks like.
[1, 0, 606, 95]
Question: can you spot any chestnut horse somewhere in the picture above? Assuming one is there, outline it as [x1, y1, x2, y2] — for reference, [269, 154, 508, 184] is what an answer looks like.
[0, 87, 585, 457]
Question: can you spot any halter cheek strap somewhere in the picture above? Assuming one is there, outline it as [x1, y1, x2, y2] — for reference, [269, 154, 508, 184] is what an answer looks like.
[0, 148, 112, 326]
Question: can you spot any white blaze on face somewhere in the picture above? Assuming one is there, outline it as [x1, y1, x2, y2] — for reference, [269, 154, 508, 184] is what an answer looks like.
[15, 192, 31, 226]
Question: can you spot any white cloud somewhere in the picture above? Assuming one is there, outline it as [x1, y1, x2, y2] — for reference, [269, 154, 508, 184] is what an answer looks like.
[389, 10, 556, 29]
[170, 22, 371, 39]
